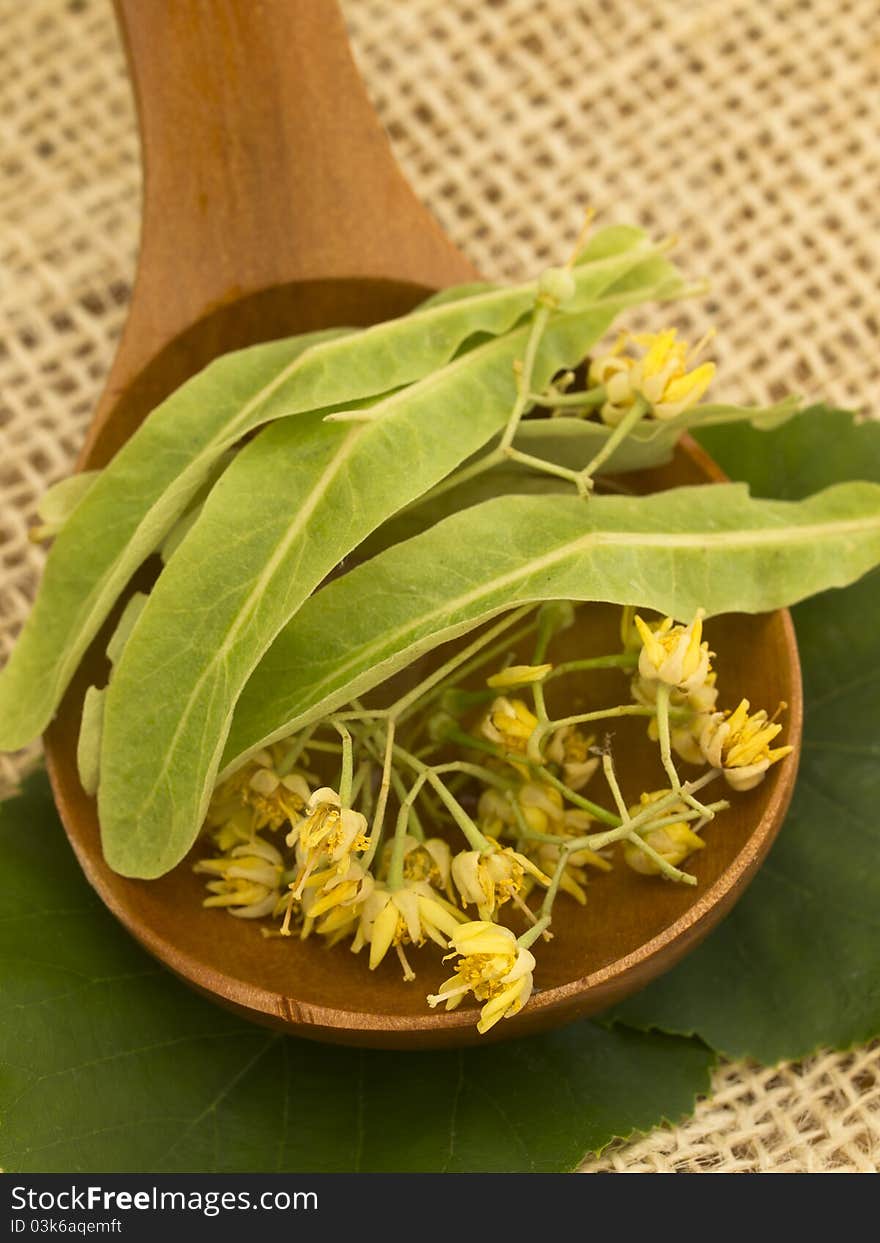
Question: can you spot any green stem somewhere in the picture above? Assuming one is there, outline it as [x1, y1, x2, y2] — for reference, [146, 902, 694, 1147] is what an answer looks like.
[579, 394, 650, 483]
[349, 760, 370, 807]
[534, 764, 619, 826]
[518, 914, 552, 949]
[545, 652, 638, 680]
[654, 682, 715, 819]
[531, 384, 606, 411]
[332, 721, 354, 805]
[503, 447, 585, 491]
[387, 773, 428, 890]
[532, 602, 570, 663]
[601, 750, 630, 822]
[276, 725, 316, 775]
[363, 719, 396, 867]
[531, 679, 549, 725]
[434, 722, 620, 826]
[390, 769, 425, 840]
[412, 617, 539, 716]
[540, 847, 573, 918]
[431, 759, 513, 791]
[392, 744, 491, 852]
[389, 606, 534, 721]
[499, 304, 551, 451]
[527, 703, 658, 764]
[624, 832, 697, 885]
[298, 738, 344, 755]
[598, 751, 695, 883]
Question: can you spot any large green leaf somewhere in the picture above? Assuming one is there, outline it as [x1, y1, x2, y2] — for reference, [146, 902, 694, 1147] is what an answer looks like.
[99, 253, 682, 880]
[0, 225, 661, 753]
[0, 772, 714, 1173]
[610, 409, 880, 1061]
[362, 398, 802, 556]
[223, 479, 880, 774]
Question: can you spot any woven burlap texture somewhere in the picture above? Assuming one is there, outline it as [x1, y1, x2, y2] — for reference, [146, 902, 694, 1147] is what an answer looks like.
[1, 0, 878, 1173]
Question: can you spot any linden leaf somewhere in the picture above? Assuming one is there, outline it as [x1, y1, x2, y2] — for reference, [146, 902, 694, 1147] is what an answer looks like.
[224, 480, 880, 775]
[0, 772, 714, 1173]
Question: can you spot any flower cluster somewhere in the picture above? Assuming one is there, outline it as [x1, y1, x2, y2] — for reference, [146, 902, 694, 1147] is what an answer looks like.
[194, 597, 794, 1037]
[629, 609, 793, 791]
[588, 328, 716, 425]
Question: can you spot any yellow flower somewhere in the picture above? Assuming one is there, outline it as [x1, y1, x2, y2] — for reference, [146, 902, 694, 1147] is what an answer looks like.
[452, 844, 550, 920]
[286, 786, 369, 898]
[546, 724, 599, 791]
[207, 748, 311, 835]
[207, 811, 255, 853]
[486, 663, 553, 689]
[532, 808, 612, 904]
[623, 791, 705, 875]
[379, 835, 456, 903]
[427, 921, 536, 1034]
[699, 699, 794, 791]
[299, 859, 373, 932]
[194, 836, 284, 919]
[480, 696, 539, 756]
[476, 786, 516, 837]
[635, 610, 712, 691]
[517, 782, 566, 832]
[588, 328, 715, 426]
[477, 782, 564, 837]
[352, 881, 466, 980]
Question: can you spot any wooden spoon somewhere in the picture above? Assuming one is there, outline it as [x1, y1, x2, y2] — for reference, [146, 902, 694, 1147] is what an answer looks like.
[43, 0, 801, 1048]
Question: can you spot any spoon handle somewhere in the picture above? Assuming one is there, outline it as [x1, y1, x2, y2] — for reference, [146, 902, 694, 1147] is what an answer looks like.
[84, 0, 474, 464]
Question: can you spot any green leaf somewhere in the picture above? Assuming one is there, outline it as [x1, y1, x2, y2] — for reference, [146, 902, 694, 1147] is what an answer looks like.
[224, 479, 880, 773]
[695, 404, 880, 499]
[367, 397, 805, 554]
[513, 395, 802, 475]
[75, 685, 104, 797]
[0, 771, 714, 1173]
[99, 252, 680, 880]
[0, 227, 661, 753]
[34, 470, 101, 531]
[606, 409, 880, 1062]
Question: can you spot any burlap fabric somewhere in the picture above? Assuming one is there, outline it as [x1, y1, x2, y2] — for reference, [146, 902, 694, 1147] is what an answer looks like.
[1, 0, 877, 1172]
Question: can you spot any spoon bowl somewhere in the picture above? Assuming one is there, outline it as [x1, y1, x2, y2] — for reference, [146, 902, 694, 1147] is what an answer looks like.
[43, 0, 801, 1047]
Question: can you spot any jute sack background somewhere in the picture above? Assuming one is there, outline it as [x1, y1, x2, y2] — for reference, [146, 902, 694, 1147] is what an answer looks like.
[0, 0, 877, 1172]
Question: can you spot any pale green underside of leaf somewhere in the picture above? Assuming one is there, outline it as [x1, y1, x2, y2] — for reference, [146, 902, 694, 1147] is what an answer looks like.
[608, 408, 880, 1062]
[363, 397, 803, 557]
[75, 685, 104, 798]
[35, 470, 100, 527]
[0, 771, 714, 1173]
[99, 251, 677, 879]
[0, 225, 660, 752]
[224, 479, 880, 777]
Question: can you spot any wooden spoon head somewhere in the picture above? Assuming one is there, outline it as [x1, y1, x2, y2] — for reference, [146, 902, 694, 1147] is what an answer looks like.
[45, 438, 802, 1050]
